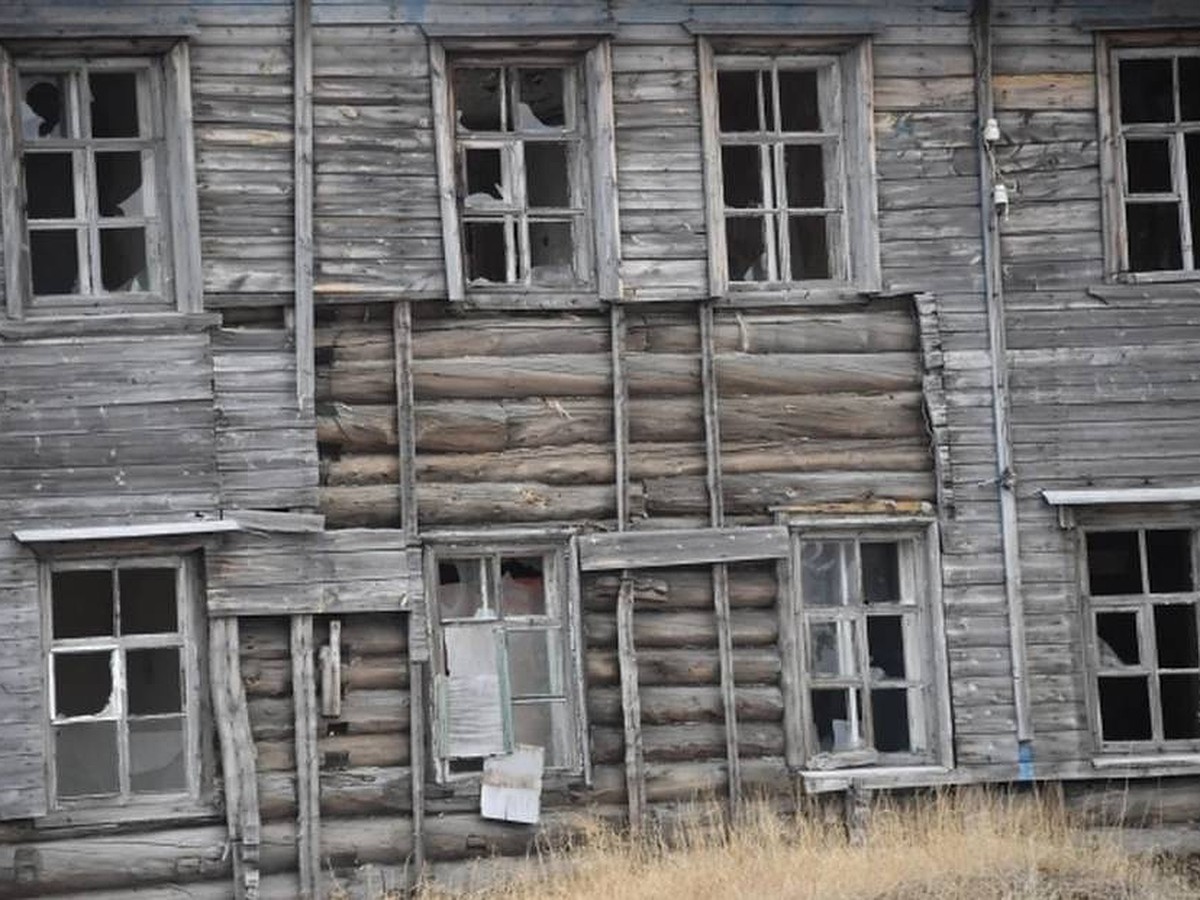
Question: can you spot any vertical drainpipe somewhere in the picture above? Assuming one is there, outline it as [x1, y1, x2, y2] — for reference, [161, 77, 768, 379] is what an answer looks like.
[971, 0, 1034, 762]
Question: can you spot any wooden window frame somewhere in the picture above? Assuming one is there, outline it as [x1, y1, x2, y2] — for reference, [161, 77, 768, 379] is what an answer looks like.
[39, 553, 212, 821]
[787, 517, 950, 771]
[698, 36, 880, 302]
[1097, 33, 1200, 283]
[0, 38, 201, 319]
[1079, 525, 1200, 755]
[429, 38, 620, 307]
[424, 536, 587, 783]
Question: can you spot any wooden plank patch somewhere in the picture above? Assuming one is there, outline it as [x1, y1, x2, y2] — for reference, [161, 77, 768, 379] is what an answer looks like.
[577, 526, 789, 571]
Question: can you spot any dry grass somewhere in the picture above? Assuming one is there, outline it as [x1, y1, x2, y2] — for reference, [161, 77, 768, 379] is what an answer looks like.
[424, 789, 1196, 900]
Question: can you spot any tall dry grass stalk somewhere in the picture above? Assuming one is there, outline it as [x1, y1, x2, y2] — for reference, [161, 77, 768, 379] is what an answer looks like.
[424, 789, 1196, 899]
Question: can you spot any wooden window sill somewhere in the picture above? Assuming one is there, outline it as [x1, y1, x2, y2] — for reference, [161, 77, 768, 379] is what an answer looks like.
[36, 798, 219, 831]
[1092, 753, 1200, 770]
[0, 312, 219, 339]
[801, 765, 951, 794]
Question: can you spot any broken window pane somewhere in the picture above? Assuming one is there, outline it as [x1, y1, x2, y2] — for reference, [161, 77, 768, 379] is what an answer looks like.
[96, 151, 146, 217]
[1099, 675, 1152, 740]
[871, 688, 910, 753]
[1096, 611, 1140, 666]
[99, 226, 149, 291]
[30, 229, 79, 295]
[1160, 673, 1200, 739]
[726, 216, 768, 281]
[500, 557, 546, 616]
[1155, 603, 1198, 668]
[443, 624, 506, 757]
[464, 147, 506, 207]
[54, 651, 114, 718]
[512, 700, 569, 766]
[785, 144, 825, 208]
[1120, 58, 1174, 124]
[90, 71, 141, 138]
[516, 68, 565, 130]
[1124, 139, 1173, 194]
[1147, 529, 1193, 594]
[802, 541, 847, 606]
[789, 215, 830, 279]
[779, 69, 821, 131]
[1087, 531, 1143, 595]
[119, 568, 177, 635]
[127, 647, 182, 715]
[455, 68, 502, 132]
[507, 629, 562, 697]
[1182, 57, 1200, 121]
[24, 152, 75, 218]
[1127, 202, 1183, 271]
[867, 615, 906, 679]
[862, 542, 900, 604]
[20, 73, 66, 139]
[129, 717, 187, 793]
[439, 558, 487, 620]
[464, 220, 508, 283]
[52, 569, 113, 639]
[529, 220, 575, 285]
[718, 70, 760, 132]
[809, 620, 857, 677]
[56, 721, 119, 797]
[722, 145, 764, 208]
[525, 143, 569, 208]
[811, 688, 862, 752]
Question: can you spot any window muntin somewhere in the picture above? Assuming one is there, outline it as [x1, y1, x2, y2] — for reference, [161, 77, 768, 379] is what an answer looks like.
[450, 61, 592, 290]
[797, 534, 933, 765]
[1084, 528, 1200, 747]
[13, 59, 169, 309]
[1112, 49, 1200, 276]
[430, 546, 581, 778]
[46, 559, 200, 807]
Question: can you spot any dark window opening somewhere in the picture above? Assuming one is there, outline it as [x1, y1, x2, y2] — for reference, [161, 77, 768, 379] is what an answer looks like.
[89, 72, 140, 138]
[726, 215, 768, 282]
[30, 229, 78, 295]
[525, 143, 569, 208]
[1087, 531, 1143, 595]
[861, 542, 900, 604]
[871, 688, 910, 753]
[119, 568, 177, 635]
[22, 75, 65, 139]
[1147, 529, 1193, 593]
[500, 556, 546, 616]
[867, 615, 906, 679]
[454, 67, 501, 131]
[1126, 202, 1183, 272]
[784, 144, 825, 207]
[789, 215, 830, 280]
[717, 70, 760, 132]
[24, 152, 75, 218]
[1160, 673, 1200, 739]
[517, 68, 565, 129]
[722, 145, 764, 208]
[1155, 604, 1198, 668]
[811, 688, 853, 752]
[1096, 611, 1140, 666]
[52, 569, 113, 639]
[56, 722, 119, 797]
[1099, 676, 1153, 740]
[464, 148, 504, 204]
[1120, 58, 1174, 124]
[779, 70, 820, 131]
[127, 647, 182, 715]
[464, 220, 506, 283]
[54, 651, 114, 717]
[529, 220, 575, 285]
[1125, 139, 1172, 194]
[99, 226, 149, 291]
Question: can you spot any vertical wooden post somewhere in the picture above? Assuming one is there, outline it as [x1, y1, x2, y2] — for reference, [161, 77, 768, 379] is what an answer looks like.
[699, 302, 741, 816]
[293, 0, 315, 412]
[409, 659, 427, 885]
[291, 615, 320, 899]
[394, 301, 419, 535]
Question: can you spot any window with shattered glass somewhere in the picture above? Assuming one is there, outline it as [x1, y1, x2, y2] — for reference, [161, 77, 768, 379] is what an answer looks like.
[47, 559, 200, 805]
[451, 61, 592, 290]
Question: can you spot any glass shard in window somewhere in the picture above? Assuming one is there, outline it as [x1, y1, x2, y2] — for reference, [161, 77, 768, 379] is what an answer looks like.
[809, 620, 857, 677]
[811, 687, 862, 752]
[726, 215, 768, 282]
[1154, 603, 1198, 668]
[119, 568, 178, 635]
[1098, 675, 1152, 740]
[1119, 58, 1174, 124]
[516, 68, 565, 130]
[861, 542, 900, 604]
[439, 558, 487, 619]
[30, 230, 79, 295]
[99, 226, 149, 291]
[455, 68, 502, 131]
[54, 651, 115, 718]
[524, 143, 570, 208]
[20, 74, 66, 139]
[1096, 611, 1140, 666]
[1087, 531, 1143, 595]
[789, 215, 830, 280]
[52, 569, 113, 639]
[463, 148, 506, 207]
[507, 629, 562, 696]
[718, 70, 761, 132]
[1124, 139, 1173, 195]
[127, 647, 182, 715]
[512, 701, 569, 766]
[779, 69, 821, 131]
[722, 145, 764, 208]
[1160, 673, 1200, 739]
[529, 220, 575, 286]
[500, 556, 546, 616]
[1146, 529, 1192, 593]
[867, 615, 906, 679]
[129, 717, 187, 793]
[96, 151, 146, 217]
[785, 144, 825, 208]
[24, 153, 75, 218]
[56, 721, 119, 797]
[464, 220, 508, 283]
[871, 688, 910, 753]
[90, 72, 141, 138]
[1182, 57, 1200, 122]
[801, 541, 846, 606]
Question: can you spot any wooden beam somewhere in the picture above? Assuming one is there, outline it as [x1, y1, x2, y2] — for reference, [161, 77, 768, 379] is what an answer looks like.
[586, 40, 621, 301]
[14, 518, 239, 544]
[291, 615, 320, 899]
[293, 0, 315, 412]
[428, 42, 464, 301]
[408, 660, 427, 886]
[227, 510, 325, 534]
[394, 302, 419, 536]
[577, 526, 789, 571]
[610, 303, 630, 527]
[616, 576, 646, 830]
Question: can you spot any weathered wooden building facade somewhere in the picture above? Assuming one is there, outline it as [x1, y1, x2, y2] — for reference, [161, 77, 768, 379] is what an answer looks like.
[3, 0, 1200, 895]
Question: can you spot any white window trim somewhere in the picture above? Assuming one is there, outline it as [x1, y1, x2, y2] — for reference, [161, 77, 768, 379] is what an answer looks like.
[698, 35, 880, 302]
[785, 516, 951, 772]
[429, 38, 620, 307]
[423, 535, 588, 783]
[0, 38, 201, 319]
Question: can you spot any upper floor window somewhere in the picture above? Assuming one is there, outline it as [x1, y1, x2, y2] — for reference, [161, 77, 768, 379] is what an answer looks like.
[699, 38, 879, 298]
[429, 40, 620, 305]
[1, 41, 201, 318]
